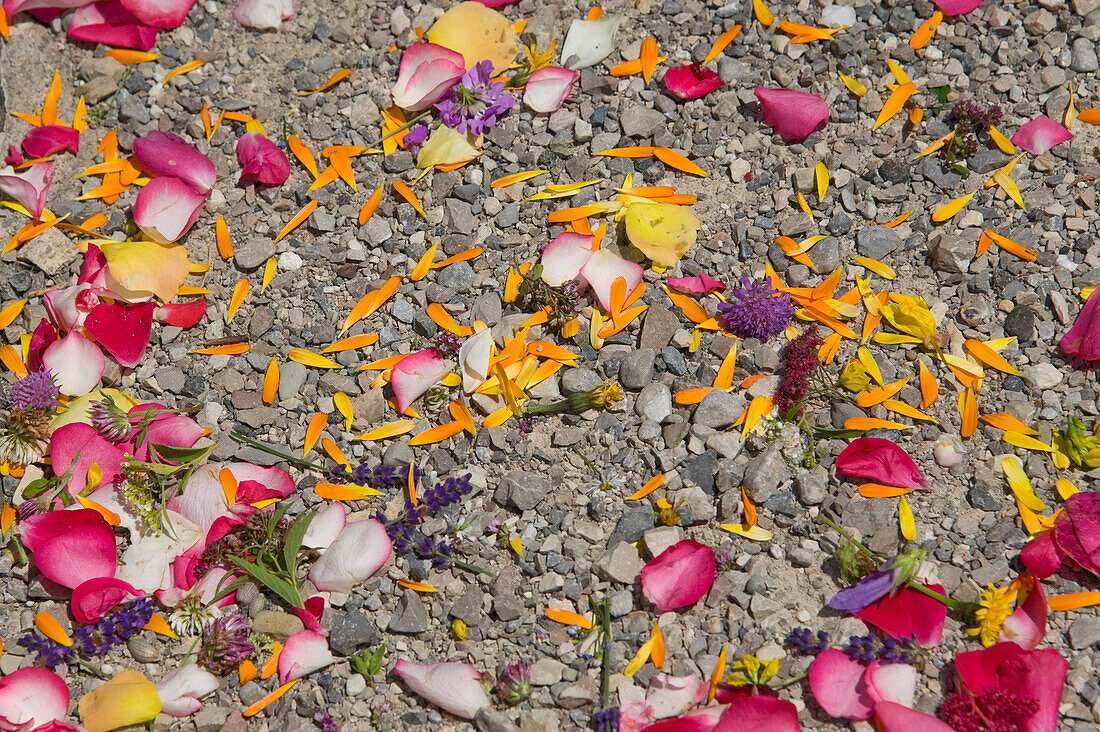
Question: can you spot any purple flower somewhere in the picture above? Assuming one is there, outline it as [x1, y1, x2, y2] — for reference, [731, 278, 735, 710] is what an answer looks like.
[716, 277, 796, 343]
[435, 60, 515, 136]
[198, 613, 255, 674]
[496, 662, 532, 705]
[7, 368, 60, 412]
[827, 568, 900, 612]
[404, 124, 430, 154]
[90, 395, 133, 443]
[314, 712, 342, 732]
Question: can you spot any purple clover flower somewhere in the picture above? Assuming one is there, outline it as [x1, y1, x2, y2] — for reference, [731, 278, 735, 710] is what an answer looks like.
[435, 61, 515, 136]
[7, 368, 60, 412]
[404, 125, 430, 154]
[716, 277, 796, 343]
[198, 614, 255, 674]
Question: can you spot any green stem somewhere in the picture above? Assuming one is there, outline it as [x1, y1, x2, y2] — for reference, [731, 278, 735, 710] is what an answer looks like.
[597, 598, 612, 710]
[449, 557, 493, 576]
[819, 514, 883, 564]
[75, 658, 110, 679]
[771, 671, 808, 690]
[570, 445, 604, 482]
[362, 110, 431, 151]
[178, 636, 201, 667]
[231, 431, 328, 471]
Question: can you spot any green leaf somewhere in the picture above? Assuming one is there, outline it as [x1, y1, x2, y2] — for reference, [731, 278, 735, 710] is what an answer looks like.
[930, 85, 952, 105]
[21, 478, 53, 498]
[150, 442, 216, 465]
[229, 556, 302, 608]
[812, 427, 867, 440]
[282, 509, 316, 578]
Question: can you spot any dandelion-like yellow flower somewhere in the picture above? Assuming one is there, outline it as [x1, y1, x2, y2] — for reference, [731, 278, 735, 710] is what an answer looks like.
[524, 42, 556, 73]
[593, 381, 624, 409]
[966, 582, 1017, 647]
[725, 654, 780, 687]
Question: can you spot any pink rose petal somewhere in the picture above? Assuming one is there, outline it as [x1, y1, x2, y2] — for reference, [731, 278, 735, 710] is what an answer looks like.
[43, 330, 105, 396]
[27, 319, 58, 371]
[119, 0, 194, 27]
[44, 283, 94, 333]
[49, 422, 128, 497]
[579, 247, 645, 312]
[21, 508, 117, 590]
[1011, 115, 1072, 156]
[134, 176, 206, 243]
[308, 517, 392, 594]
[933, 0, 982, 15]
[168, 463, 293, 535]
[132, 405, 206, 461]
[0, 161, 52, 220]
[712, 693, 800, 731]
[809, 649, 874, 720]
[854, 583, 947, 647]
[864, 661, 916, 708]
[1020, 530, 1063, 579]
[954, 642, 1067, 732]
[68, 0, 158, 50]
[641, 539, 715, 612]
[540, 231, 595, 287]
[523, 66, 580, 113]
[874, 701, 955, 732]
[667, 273, 726, 296]
[232, 0, 294, 29]
[645, 674, 705, 720]
[754, 86, 829, 140]
[392, 42, 467, 112]
[5, 145, 23, 166]
[278, 629, 335, 684]
[72, 577, 142, 624]
[22, 125, 80, 158]
[302, 501, 347, 550]
[638, 705, 727, 732]
[155, 299, 208, 327]
[83, 301, 156, 368]
[393, 660, 491, 720]
[237, 131, 290, 186]
[132, 131, 216, 194]
[156, 664, 219, 717]
[291, 595, 326, 636]
[664, 64, 724, 102]
[0, 668, 70, 732]
[1061, 286, 1100, 362]
[1000, 581, 1047, 650]
[1052, 491, 1100, 577]
[836, 437, 928, 490]
[3, 0, 94, 17]
[390, 349, 451, 414]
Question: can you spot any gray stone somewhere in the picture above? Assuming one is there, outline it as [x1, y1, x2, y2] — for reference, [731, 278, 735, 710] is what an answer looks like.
[329, 611, 381, 656]
[706, 432, 743, 460]
[635, 382, 672, 423]
[1071, 0, 1100, 14]
[1027, 362, 1063, 390]
[856, 227, 902, 259]
[449, 587, 484, 625]
[640, 305, 679, 350]
[475, 708, 521, 732]
[826, 211, 852, 236]
[530, 657, 567, 686]
[1004, 306, 1035, 341]
[252, 610, 304, 641]
[620, 348, 656, 390]
[795, 466, 828, 505]
[597, 541, 645, 583]
[841, 496, 895, 536]
[497, 471, 548, 511]
[445, 199, 477, 234]
[930, 232, 971, 273]
[831, 401, 866, 429]
[279, 361, 308, 401]
[17, 226, 78, 274]
[361, 215, 392, 245]
[673, 484, 714, 525]
[192, 705, 230, 732]
[607, 505, 656, 547]
[620, 107, 666, 138]
[1071, 38, 1099, 72]
[742, 450, 789, 502]
[436, 261, 476, 292]
[556, 678, 599, 708]
[814, 237, 841, 272]
[561, 367, 602, 395]
[693, 389, 741, 429]
[681, 450, 719, 494]
[492, 594, 524, 622]
[234, 238, 276, 270]
[1068, 617, 1100, 649]
[388, 590, 429, 634]
[154, 366, 186, 394]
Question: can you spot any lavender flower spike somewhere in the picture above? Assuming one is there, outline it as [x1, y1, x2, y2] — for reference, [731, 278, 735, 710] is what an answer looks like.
[435, 60, 515, 136]
[716, 277, 796, 343]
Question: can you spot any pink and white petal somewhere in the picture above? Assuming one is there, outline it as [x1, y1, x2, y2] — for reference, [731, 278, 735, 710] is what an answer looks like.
[154, 299, 207, 327]
[640, 540, 716, 612]
[67, 1, 158, 50]
[808, 649, 874, 720]
[237, 132, 290, 186]
[133, 176, 206, 244]
[155, 664, 219, 717]
[754, 86, 830, 140]
[645, 674, 704, 720]
[232, 0, 293, 29]
[291, 596, 326, 636]
[117, 523, 204, 593]
[222, 462, 296, 499]
[874, 701, 955, 732]
[1000, 582, 1048, 650]
[393, 660, 490, 720]
[932, 0, 982, 15]
[391, 43, 467, 111]
[580, 248, 645, 312]
[22, 125, 80, 158]
[301, 501, 347, 550]
[458, 328, 493, 392]
[21, 508, 117, 590]
[83, 301, 156, 368]
[166, 464, 231, 534]
[133, 408, 205, 460]
[308, 518, 391, 594]
[132, 131, 216, 193]
[119, 0, 195, 27]
[0, 668, 70, 732]
[540, 232, 595, 287]
[3, 0, 94, 18]
[666, 273, 726, 296]
[79, 243, 111, 290]
[560, 14, 625, 70]
[0, 161, 52, 220]
[43, 330, 105, 396]
[712, 694, 800, 732]
[278, 630, 335, 685]
[72, 577, 142, 624]
[523, 66, 580, 114]
[1011, 115, 1073, 156]
[391, 349, 451, 414]
[44, 283, 94, 334]
[49, 422, 128, 497]
[638, 705, 727, 732]
[864, 661, 916, 708]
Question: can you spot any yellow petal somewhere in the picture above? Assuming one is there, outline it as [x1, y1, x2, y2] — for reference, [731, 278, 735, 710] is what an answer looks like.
[838, 72, 866, 96]
[161, 59, 204, 85]
[227, 278, 249, 324]
[288, 348, 340, 369]
[874, 81, 916, 130]
[989, 125, 1015, 154]
[1001, 456, 1046, 512]
[932, 191, 976, 222]
[334, 392, 354, 430]
[491, 169, 547, 188]
[416, 125, 482, 170]
[261, 257, 277, 291]
[624, 637, 656, 677]
[424, 1, 518, 72]
[624, 202, 700, 268]
[753, 0, 774, 26]
[719, 523, 773, 541]
[99, 240, 191, 301]
[899, 495, 916, 541]
[79, 670, 161, 732]
[852, 256, 896, 279]
[815, 162, 828, 199]
[993, 170, 1025, 210]
[741, 395, 773, 436]
[357, 420, 417, 441]
[1002, 431, 1053, 453]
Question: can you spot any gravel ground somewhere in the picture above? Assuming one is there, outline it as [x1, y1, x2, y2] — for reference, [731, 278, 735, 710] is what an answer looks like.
[2, 0, 1100, 730]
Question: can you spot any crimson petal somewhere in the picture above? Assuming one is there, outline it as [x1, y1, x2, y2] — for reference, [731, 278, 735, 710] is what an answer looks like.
[836, 437, 928, 489]
[68, 0, 158, 50]
[132, 131, 216, 194]
[237, 131, 290, 186]
[72, 577, 142, 623]
[22, 125, 80, 158]
[664, 64, 724, 102]
[1052, 491, 1100, 577]
[84, 301, 156, 368]
[641, 540, 715, 612]
[853, 583, 947, 647]
[1060, 287, 1100, 362]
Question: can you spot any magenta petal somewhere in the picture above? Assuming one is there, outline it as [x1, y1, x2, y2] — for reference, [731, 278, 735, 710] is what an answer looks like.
[232, 0, 294, 29]
[540, 231, 595, 287]
[836, 437, 928, 489]
[933, 0, 982, 14]
[22, 125, 80, 158]
[854, 583, 947, 647]
[390, 349, 451, 413]
[639, 706, 727, 732]
[4, 0, 94, 18]
[1020, 531, 1063, 578]
[71, 577, 142, 623]
[1061, 286, 1100, 362]
[308, 518, 391, 594]
[156, 664, 219, 717]
[955, 643, 1067, 732]
[134, 176, 206, 243]
[808, 649, 874, 720]
[43, 330, 105, 396]
[133, 406, 205, 460]
[49, 422, 128, 496]
[27, 319, 59, 371]
[667, 273, 726, 296]
[874, 701, 955, 732]
[754, 86, 829, 140]
[863, 661, 916, 708]
[641, 540, 715, 612]
[579, 248, 645, 312]
[5, 145, 23, 166]
[392, 42, 467, 111]
[155, 299, 207, 327]
[393, 660, 491, 720]
[1052, 491, 1100, 577]
[291, 595, 326, 636]
[712, 693, 800, 731]
[470, 0, 519, 6]
[79, 243, 110, 288]
[664, 64, 725, 102]
[237, 131, 290, 186]
[119, 0, 194, 27]
[1011, 115, 1072, 156]
[1000, 582, 1047, 650]
[84, 301, 156, 368]
[67, 0, 158, 50]
[278, 629, 335, 684]
[132, 131, 216, 194]
[21, 508, 117, 589]
[0, 161, 52, 220]
[523, 66, 580, 113]
[0, 668, 70, 731]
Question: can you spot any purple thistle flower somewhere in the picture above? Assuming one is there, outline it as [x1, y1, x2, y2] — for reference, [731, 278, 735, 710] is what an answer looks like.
[7, 368, 60, 412]
[716, 277, 796, 343]
[828, 568, 900, 612]
[198, 613, 255, 674]
[404, 124, 430, 154]
[435, 60, 515, 136]
[90, 395, 133, 443]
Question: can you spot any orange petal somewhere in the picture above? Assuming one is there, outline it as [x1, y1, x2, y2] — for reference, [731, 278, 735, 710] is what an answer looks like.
[191, 344, 249, 355]
[980, 412, 1038, 436]
[261, 644, 282, 680]
[653, 147, 707, 177]
[959, 387, 977, 438]
[609, 58, 643, 77]
[910, 11, 942, 49]
[0, 502, 15, 533]
[854, 377, 909, 408]
[227, 278, 249, 324]
[858, 483, 912, 498]
[143, 612, 178, 638]
[35, 613, 72, 646]
[322, 333, 379, 353]
[674, 387, 714, 405]
[627, 474, 665, 500]
[300, 68, 351, 95]
[392, 179, 426, 217]
[432, 247, 483, 270]
[238, 659, 258, 685]
[358, 185, 383, 225]
[651, 623, 665, 668]
[275, 199, 318, 243]
[104, 49, 160, 65]
[215, 215, 234, 259]
[1048, 592, 1100, 612]
[662, 286, 708, 324]
[986, 230, 1036, 262]
[410, 243, 437, 281]
[0, 299, 26, 330]
[545, 608, 593, 629]
[243, 679, 299, 717]
[918, 360, 938, 409]
[0, 345, 26, 378]
[708, 647, 727, 703]
[408, 420, 465, 446]
[286, 135, 318, 178]
[162, 59, 204, 85]
[873, 81, 917, 130]
[491, 169, 547, 188]
[262, 358, 280, 404]
[704, 25, 741, 64]
[596, 146, 657, 158]
[639, 36, 659, 83]
[41, 71, 62, 125]
[844, 417, 912, 431]
[742, 485, 757, 526]
[304, 412, 327, 456]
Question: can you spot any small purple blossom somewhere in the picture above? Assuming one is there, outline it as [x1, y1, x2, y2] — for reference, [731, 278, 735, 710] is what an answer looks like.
[827, 568, 900, 612]
[198, 614, 255, 674]
[7, 368, 60, 412]
[404, 124, 430, 154]
[435, 60, 515, 136]
[496, 662, 532, 705]
[716, 277, 796, 343]
[314, 712, 342, 732]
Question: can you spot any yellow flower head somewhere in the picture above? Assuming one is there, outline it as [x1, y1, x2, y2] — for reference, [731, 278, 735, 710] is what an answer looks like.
[593, 380, 624, 409]
[524, 41, 556, 73]
[966, 582, 1017, 647]
[838, 360, 871, 392]
[726, 654, 780, 687]
[881, 294, 942, 350]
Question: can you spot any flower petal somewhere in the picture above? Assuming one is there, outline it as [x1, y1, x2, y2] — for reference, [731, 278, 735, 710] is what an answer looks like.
[4, 0, 95, 18]
[133, 176, 206, 243]
[933, 0, 982, 15]
[523, 66, 580, 114]
[1053, 491, 1100, 577]
[954, 642, 1067, 732]
[423, 1, 517, 73]
[278, 629, 335, 685]
[1010, 115, 1072, 156]
[99, 239, 192, 302]
[308, 517, 392, 594]
[712, 693, 800, 731]
[393, 659, 491, 720]
[155, 664, 219, 717]
[1020, 531, 1064, 579]
[390, 349, 451, 414]
[83, 301, 156, 368]
[21, 508, 117, 589]
[301, 500, 346, 550]
[560, 14, 624, 70]
[754, 86, 829, 140]
[646, 674, 705, 720]
[864, 661, 916, 708]
[119, 0, 194, 27]
[458, 327, 492, 392]
[237, 131, 290, 186]
[1000, 582, 1047, 650]
[232, 0, 295, 29]
[829, 569, 899, 613]
[79, 670, 161, 732]
[0, 161, 52, 220]
[835, 437, 928, 489]
[132, 131, 216, 194]
[43, 330, 105, 396]
[67, 1, 158, 51]
[391, 42, 466, 111]
[623, 201, 701, 269]
[22, 125, 80, 157]
[72, 577, 142, 624]
[664, 64, 724, 102]
[808, 648, 874, 720]
[0, 668, 70, 732]
[580, 247, 645, 312]
[1060, 286, 1100, 362]
[49, 422, 128, 497]
[154, 299, 207, 327]
[667, 273, 726, 295]
[540, 232, 595, 287]
[415, 125, 482, 169]
[853, 583, 947, 646]
[873, 701, 955, 732]
[641, 540, 715, 612]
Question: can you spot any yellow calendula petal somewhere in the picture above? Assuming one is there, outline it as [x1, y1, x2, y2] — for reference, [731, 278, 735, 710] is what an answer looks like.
[1001, 456, 1046, 512]
[410, 243, 437, 282]
[980, 412, 1037, 435]
[887, 60, 910, 85]
[882, 399, 936, 423]
[815, 162, 828, 200]
[720, 523, 773, 541]
[262, 358, 280, 404]
[797, 190, 812, 215]
[227, 278, 249, 324]
[898, 495, 917, 540]
[162, 59, 204, 85]
[424, 1, 517, 73]
[874, 81, 916, 130]
[964, 339, 1021, 376]
[852, 256, 896, 279]
[259, 257, 277, 291]
[509, 535, 523, 557]
[988, 125, 1015, 154]
[288, 348, 340, 369]
[1056, 478, 1079, 500]
[334, 392, 354, 430]
[839, 72, 867, 96]
[357, 420, 417, 441]
[99, 240, 191, 301]
[753, 0, 774, 26]
[741, 395, 773, 436]
[79, 670, 161, 732]
[932, 191, 976, 222]
[624, 637, 656, 677]
[993, 170, 1025, 210]
[1002, 432, 1053, 453]
[491, 169, 547, 188]
[856, 347, 884, 386]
